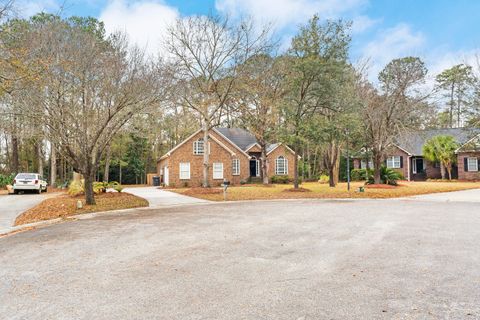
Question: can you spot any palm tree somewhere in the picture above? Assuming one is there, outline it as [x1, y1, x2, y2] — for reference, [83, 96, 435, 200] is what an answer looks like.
[423, 135, 458, 180]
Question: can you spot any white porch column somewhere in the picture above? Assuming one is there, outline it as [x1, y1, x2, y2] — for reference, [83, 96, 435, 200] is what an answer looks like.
[407, 156, 411, 181]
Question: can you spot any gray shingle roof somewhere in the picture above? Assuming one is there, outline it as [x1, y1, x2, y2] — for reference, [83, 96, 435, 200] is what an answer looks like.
[396, 128, 480, 156]
[215, 128, 259, 151]
[215, 127, 281, 153]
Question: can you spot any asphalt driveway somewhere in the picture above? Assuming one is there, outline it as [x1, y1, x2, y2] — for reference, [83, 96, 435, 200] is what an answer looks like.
[0, 193, 51, 234]
[1, 198, 480, 319]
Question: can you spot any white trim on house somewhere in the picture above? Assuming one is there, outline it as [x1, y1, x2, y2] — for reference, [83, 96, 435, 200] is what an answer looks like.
[467, 157, 479, 172]
[159, 129, 203, 161]
[455, 133, 480, 153]
[212, 128, 252, 159]
[193, 139, 204, 155]
[392, 143, 413, 156]
[158, 129, 239, 161]
[266, 143, 298, 157]
[386, 156, 401, 169]
[209, 135, 236, 157]
[232, 159, 240, 175]
[213, 162, 224, 179]
[275, 156, 288, 175]
[360, 159, 373, 169]
[179, 162, 190, 180]
[245, 142, 262, 152]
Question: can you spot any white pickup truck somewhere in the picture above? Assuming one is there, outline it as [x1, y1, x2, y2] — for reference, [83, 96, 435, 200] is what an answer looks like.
[13, 173, 48, 194]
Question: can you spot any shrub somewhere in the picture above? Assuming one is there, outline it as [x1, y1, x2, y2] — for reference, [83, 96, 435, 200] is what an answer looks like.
[318, 174, 329, 184]
[271, 175, 302, 184]
[68, 180, 84, 196]
[367, 167, 403, 186]
[109, 181, 124, 193]
[240, 179, 247, 185]
[93, 181, 109, 194]
[351, 169, 372, 181]
[271, 175, 290, 184]
[0, 173, 15, 189]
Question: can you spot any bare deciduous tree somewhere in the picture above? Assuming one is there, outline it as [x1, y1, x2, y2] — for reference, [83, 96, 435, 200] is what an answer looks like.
[165, 14, 270, 187]
[24, 19, 167, 204]
[236, 54, 286, 184]
[360, 57, 428, 184]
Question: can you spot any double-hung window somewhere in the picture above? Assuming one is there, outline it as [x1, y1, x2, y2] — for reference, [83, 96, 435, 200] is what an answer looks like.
[467, 157, 478, 172]
[179, 162, 190, 180]
[193, 139, 204, 155]
[386, 156, 401, 169]
[232, 159, 240, 176]
[275, 156, 288, 175]
[360, 160, 373, 169]
[213, 162, 224, 179]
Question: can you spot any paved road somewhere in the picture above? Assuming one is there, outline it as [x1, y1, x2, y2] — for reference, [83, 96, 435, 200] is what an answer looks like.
[123, 186, 210, 207]
[0, 193, 50, 234]
[2, 198, 480, 319]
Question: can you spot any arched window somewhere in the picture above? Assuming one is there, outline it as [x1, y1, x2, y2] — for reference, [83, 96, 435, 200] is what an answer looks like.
[275, 156, 288, 175]
[193, 138, 204, 155]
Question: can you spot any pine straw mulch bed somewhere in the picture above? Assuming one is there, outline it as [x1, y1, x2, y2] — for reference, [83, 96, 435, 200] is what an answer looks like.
[283, 187, 312, 193]
[181, 187, 223, 196]
[172, 181, 480, 201]
[15, 192, 148, 226]
[365, 184, 400, 189]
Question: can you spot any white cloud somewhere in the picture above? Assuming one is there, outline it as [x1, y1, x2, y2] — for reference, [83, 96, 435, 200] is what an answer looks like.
[99, 0, 179, 57]
[16, 0, 59, 17]
[215, 0, 367, 30]
[351, 15, 381, 34]
[362, 23, 425, 80]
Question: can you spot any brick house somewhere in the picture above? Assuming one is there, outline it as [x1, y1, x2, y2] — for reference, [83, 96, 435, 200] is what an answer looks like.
[157, 127, 296, 187]
[456, 134, 480, 180]
[353, 128, 480, 181]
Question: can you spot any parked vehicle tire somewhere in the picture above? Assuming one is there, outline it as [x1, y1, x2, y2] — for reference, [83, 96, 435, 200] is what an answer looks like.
[13, 189, 19, 195]
[37, 188, 42, 194]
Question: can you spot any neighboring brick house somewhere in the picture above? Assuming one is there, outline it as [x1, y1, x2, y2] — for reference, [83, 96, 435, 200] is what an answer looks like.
[353, 128, 480, 181]
[157, 127, 296, 187]
[456, 134, 480, 180]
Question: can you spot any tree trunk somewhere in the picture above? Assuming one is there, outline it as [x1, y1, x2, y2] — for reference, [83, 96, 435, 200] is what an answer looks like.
[11, 134, 19, 173]
[440, 162, 446, 180]
[293, 149, 299, 189]
[84, 170, 96, 205]
[450, 83, 454, 128]
[103, 143, 111, 182]
[202, 125, 210, 188]
[446, 164, 452, 180]
[325, 141, 340, 187]
[50, 143, 56, 187]
[261, 144, 268, 184]
[37, 140, 44, 176]
[119, 161, 122, 184]
[373, 151, 382, 184]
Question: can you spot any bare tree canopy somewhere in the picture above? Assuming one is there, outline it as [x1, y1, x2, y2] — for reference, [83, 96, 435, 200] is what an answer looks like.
[13, 15, 168, 204]
[165, 14, 271, 187]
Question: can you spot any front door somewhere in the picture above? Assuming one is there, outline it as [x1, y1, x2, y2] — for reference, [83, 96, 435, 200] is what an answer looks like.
[249, 160, 257, 177]
[415, 158, 424, 174]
